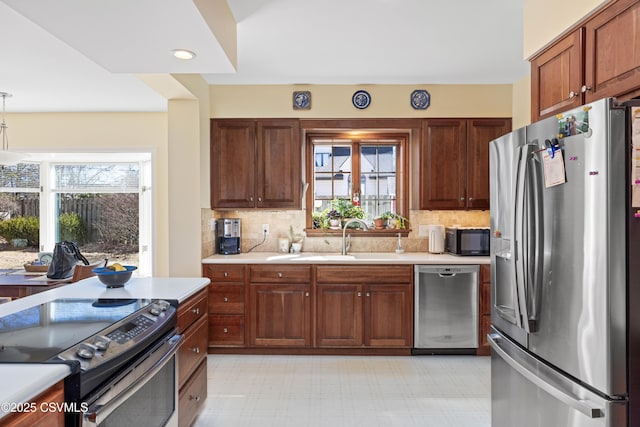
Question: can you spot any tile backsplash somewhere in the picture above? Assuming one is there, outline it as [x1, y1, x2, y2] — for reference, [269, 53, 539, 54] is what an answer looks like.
[202, 209, 489, 257]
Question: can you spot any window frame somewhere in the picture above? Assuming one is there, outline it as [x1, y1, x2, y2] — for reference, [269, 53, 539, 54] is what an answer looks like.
[304, 130, 410, 236]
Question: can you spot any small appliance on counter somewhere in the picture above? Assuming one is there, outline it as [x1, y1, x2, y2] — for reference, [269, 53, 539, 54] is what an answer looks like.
[216, 218, 241, 254]
[444, 227, 490, 256]
[427, 225, 445, 254]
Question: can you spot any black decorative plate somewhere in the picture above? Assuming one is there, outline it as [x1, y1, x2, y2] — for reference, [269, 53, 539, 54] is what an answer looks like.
[352, 90, 371, 109]
[410, 90, 431, 110]
[293, 91, 311, 110]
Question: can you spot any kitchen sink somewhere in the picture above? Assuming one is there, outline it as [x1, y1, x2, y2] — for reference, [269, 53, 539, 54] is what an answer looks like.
[294, 254, 356, 261]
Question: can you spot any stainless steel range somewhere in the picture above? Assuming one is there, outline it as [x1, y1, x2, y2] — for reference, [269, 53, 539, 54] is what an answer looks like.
[0, 298, 181, 426]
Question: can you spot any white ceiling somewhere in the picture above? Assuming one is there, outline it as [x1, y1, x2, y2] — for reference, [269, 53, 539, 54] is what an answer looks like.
[0, 0, 528, 113]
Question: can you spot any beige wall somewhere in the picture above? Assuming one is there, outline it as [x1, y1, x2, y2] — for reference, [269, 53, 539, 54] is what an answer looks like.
[209, 84, 513, 118]
[512, 75, 532, 128]
[523, 0, 608, 58]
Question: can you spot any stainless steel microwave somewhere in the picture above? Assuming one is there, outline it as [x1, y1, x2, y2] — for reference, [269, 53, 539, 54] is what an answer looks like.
[445, 227, 490, 256]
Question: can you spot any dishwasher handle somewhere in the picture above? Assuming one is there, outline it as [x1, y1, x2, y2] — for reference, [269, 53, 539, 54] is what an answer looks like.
[438, 273, 457, 278]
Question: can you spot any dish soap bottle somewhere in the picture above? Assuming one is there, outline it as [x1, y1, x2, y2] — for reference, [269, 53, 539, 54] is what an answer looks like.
[395, 233, 405, 254]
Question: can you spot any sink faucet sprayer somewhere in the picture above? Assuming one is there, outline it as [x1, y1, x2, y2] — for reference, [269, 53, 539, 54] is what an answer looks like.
[341, 218, 369, 255]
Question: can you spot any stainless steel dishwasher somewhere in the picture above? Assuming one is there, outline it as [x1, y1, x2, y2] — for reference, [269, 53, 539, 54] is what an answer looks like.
[413, 265, 479, 354]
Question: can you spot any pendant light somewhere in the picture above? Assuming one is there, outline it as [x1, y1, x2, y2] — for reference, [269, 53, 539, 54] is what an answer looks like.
[0, 92, 27, 166]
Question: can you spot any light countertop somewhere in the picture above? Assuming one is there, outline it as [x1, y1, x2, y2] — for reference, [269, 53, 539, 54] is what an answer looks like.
[0, 276, 210, 419]
[203, 251, 490, 265]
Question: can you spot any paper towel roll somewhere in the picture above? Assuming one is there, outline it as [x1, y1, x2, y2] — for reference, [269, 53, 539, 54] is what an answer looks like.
[428, 225, 445, 253]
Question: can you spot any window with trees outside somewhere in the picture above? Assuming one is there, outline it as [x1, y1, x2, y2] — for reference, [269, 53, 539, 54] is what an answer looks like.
[0, 153, 152, 274]
[306, 133, 409, 233]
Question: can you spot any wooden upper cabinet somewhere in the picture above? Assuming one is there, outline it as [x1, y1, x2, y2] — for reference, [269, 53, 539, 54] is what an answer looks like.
[466, 119, 511, 209]
[420, 119, 467, 209]
[531, 0, 640, 122]
[256, 119, 301, 208]
[419, 118, 511, 210]
[584, 0, 640, 102]
[531, 29, 584, 121]
[210, 119, 302, 209]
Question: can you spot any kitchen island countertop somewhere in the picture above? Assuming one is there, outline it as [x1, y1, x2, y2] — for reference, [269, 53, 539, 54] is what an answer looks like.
[0, 275, 210, 420]
[203, 251, 490, 265]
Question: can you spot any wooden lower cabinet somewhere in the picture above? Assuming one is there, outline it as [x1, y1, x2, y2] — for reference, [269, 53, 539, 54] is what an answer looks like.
[249, 283, 311, 347]
[177, 288, 208, 426]
[316, 265, 413, 349]
[477, 264, 492, 356]
[0, 381, 64, 427]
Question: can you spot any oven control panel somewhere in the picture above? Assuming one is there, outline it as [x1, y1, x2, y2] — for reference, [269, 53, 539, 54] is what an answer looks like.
[57, 299, 176, 370]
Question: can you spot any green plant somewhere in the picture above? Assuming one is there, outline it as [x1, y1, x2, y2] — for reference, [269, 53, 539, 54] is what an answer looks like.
[380, 211, 408, 229]
[59, 212, 88, 244]
[0, 216, 40, 246]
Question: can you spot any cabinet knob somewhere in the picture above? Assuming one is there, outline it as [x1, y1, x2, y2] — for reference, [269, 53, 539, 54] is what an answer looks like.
[366, 292, 370, 297]
[277, 272, 283, 278]
[357, 292, 362, 297]
[223, 272, 228, 277]
[568, 90, 579, 99]
[223, 328, 228, 333]
[460, 197, 465, 201]
[581, 85, 592, 93]
[250, 196, 254, 202]
[223, 297, 228, 302]
[189, 395, 201, 401]
[468, 197, 474, 201]
[191, 347, 200, 354]
[190, 307, 200, 315]
[258, 197, 263, 202]
[305, 292, 309, 297]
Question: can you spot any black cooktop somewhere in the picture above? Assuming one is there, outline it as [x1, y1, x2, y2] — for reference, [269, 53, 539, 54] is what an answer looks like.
[0, 298, 152, 363]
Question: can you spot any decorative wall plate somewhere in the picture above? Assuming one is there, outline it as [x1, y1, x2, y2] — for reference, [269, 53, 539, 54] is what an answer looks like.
[293, 91, 311, 110]
[352, 90, 371, 109]
[410, 90, 431, 110]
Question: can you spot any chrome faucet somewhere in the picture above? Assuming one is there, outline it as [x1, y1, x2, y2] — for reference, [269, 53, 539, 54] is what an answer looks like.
[341, 218, 369, 255]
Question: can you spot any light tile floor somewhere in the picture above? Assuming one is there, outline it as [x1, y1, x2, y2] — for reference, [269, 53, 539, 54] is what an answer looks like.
[193, 354, 490, 427]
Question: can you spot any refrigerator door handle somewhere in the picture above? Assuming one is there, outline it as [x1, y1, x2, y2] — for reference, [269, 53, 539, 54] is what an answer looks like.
[488, 333, 604, 419]
[514, 145, 533, 333]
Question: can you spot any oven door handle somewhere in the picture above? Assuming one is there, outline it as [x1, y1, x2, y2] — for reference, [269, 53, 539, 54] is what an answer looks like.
[84, 334, 183, 426]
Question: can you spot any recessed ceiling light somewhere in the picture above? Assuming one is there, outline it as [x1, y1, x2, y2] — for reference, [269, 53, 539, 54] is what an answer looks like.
[172, 49, 196, 60]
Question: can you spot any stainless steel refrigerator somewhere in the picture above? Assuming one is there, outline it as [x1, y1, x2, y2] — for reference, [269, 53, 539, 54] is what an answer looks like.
[489, 97, 640, 427]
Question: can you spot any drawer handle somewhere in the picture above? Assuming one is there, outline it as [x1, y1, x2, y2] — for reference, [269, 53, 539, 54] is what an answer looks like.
[277, 272, 283, 278]
[189, 395, 201, 401]
[223, 297, 228, 302]
[190, 307, 200, 315]
[191, 347, 200, 354]
[223, 328, 228, 333]
[223, 272, 228, 277]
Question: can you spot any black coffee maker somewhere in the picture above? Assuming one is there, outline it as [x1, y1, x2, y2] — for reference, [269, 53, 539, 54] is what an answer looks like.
[216, 218, 241, 254]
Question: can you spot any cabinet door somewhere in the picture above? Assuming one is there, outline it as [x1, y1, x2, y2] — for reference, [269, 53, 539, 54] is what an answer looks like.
[256, 119, 302, 209]
[466, 119, 511, 209]
[210, 120, 256, 208]
[531, 29, 584, 122]
[316, 284, 363, 347]
[364, 284, 412, 347]
[420, 119, 467, 209]
[477, 264, 491, 356]
[584, 0, 640, 102]
[249, 283, 311, 347]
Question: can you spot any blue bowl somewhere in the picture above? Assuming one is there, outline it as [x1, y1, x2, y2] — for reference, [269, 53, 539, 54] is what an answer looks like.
[92, 266, 137, 288]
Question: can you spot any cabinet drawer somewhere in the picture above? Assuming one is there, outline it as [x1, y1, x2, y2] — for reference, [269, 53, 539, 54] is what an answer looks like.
[316, 265, 412, 284]
[250, 265, 311, 283]
[178, 315, 208, 389]
[209, 284, 244, 314]
[203, 264, 245, 282]
[209, 314, 245, 346]
[178, 288, 208, 333]
[178, 358, 207, 427]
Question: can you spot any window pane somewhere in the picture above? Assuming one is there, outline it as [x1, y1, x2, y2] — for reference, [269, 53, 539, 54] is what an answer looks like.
[360, 145, 397, 219]
[313, 144, 352, 213]
[0, 163, 40, 189]
[54, 164, 139, 192]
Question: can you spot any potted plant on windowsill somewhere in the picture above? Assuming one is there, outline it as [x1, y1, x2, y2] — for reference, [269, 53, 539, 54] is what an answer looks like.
[380, 211, 408, 229]
[326, 209, 342, 229]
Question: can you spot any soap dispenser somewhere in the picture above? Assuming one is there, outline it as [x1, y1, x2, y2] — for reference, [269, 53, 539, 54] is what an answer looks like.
[395, 233, 405, 254]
